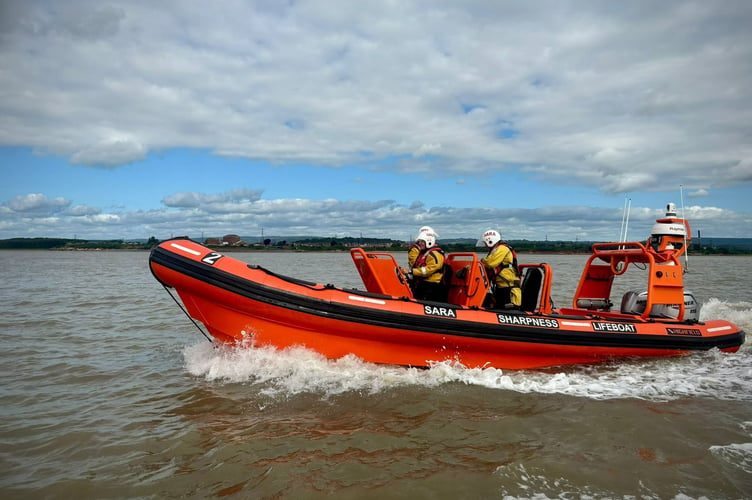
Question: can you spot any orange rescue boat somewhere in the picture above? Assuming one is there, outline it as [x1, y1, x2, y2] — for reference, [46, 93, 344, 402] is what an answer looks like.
[149, 205, 744, 369]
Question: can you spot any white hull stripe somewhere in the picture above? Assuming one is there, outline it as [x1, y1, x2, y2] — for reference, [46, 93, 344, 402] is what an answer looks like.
[561, 321, 591, 327]
[348, 295, 386, 305]
[171, 243, 202, 256]
[707, 325, 733, 333]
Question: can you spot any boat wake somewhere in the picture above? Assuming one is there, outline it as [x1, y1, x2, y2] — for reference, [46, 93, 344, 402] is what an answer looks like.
[182, 299, 751, 402]
[701, 297, 752, 327]
[707, 420, 752, 482]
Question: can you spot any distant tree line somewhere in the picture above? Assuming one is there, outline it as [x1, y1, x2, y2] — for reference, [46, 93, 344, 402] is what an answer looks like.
[1, 236, 750, 254]
[0, 237, 157, 250]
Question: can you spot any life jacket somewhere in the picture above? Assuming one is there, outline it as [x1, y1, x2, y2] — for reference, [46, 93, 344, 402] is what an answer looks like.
[415, 245, 444, 268]
[487, 241, 518, 277]
[414, 245, 447, 284]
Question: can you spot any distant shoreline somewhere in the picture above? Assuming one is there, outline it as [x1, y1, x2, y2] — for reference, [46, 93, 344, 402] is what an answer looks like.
[1, 237, 750, 255]
[0, 246, 748, 257]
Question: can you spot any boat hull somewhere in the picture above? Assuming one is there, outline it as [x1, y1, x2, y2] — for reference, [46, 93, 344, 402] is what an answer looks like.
[149, 239, 745, 370]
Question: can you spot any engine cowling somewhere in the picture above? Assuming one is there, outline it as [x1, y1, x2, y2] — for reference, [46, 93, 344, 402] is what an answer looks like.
[620, 290, 700, 321]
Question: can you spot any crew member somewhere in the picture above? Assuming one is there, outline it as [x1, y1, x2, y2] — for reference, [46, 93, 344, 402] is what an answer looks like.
[480, 229, 521, 309]
[406, 230, 446, 302]
[407, 226, 435, 269]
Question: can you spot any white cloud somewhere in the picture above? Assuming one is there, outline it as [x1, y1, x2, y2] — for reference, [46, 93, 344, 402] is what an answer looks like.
[64, 205, 102, 216]
[0, 1, 750, 240]
[5, 193, 70, 214]
[0, 0, 749, 194]
[413, 143, 442, 157]
[87, 213, 121, 224]
[162, 189, 264, 208]
[70, 137, 147, 168]
[2, 190, 748, 241]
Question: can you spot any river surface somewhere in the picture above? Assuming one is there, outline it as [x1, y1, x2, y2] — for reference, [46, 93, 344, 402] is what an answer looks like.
[1, 250, 751, 499]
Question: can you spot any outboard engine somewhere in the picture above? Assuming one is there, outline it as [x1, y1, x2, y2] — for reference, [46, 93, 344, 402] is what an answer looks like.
[621, 290, 700, 321]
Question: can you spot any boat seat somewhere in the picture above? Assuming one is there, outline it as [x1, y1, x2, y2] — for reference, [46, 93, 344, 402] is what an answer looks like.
[445, 253, 490, 307]
[350, 248, 414, 298]
[520, 267, 543, 312]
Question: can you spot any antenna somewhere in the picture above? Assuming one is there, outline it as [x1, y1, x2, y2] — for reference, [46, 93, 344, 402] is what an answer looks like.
[619, 196, 632, 245]
[680, 185, 689, 271]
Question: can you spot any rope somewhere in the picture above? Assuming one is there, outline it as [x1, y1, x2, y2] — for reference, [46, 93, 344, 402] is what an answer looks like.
[162, 285, 213, 343]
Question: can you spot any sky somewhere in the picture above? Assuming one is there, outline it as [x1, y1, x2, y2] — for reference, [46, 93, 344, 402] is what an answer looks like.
[1, 0, 751, 243]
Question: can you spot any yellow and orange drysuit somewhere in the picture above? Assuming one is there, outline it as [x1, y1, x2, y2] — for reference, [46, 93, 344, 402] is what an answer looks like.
[481, 242, 521, 308]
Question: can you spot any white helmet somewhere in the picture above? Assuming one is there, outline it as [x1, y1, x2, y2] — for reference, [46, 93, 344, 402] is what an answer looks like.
[482, 229, 501, 248]
[416, 230, 437, 248]
[418, 226, 437, 238]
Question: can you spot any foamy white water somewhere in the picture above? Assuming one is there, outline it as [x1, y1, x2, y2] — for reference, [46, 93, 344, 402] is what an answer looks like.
[183, 289, 752, 402]
[184, 321, 752, 403]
